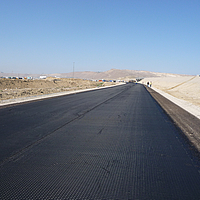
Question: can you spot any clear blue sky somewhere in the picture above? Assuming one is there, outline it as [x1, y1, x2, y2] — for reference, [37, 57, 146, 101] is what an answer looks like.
[1, 0, 200, 75]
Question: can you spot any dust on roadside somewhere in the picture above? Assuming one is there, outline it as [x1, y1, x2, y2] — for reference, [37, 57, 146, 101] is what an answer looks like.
[0, 78, 117, 101]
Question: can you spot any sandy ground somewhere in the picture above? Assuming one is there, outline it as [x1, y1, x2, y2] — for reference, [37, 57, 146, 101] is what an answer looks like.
[0, 78, 118, 101]
[142, 75, 200, 107]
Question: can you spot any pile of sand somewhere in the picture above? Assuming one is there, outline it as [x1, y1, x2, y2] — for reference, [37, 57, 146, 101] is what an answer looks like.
[0, 78, 117, 101]
[142, 75, 200, 107]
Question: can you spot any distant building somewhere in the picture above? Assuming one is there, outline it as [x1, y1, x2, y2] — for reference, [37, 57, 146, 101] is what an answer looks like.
[40, 75, 47, 79]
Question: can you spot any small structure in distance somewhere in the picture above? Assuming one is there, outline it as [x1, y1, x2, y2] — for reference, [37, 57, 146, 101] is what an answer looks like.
[40, 75, 47, 79]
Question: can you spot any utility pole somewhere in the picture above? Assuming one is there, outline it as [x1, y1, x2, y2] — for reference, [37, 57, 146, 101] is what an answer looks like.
[73, 62, 75, 78]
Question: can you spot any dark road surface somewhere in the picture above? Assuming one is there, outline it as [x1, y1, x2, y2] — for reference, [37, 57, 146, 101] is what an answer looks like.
[1, 83, 200, 199]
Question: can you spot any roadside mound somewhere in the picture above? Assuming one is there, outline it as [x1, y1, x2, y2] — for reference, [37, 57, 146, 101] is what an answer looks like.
[142, 76, 200, 107]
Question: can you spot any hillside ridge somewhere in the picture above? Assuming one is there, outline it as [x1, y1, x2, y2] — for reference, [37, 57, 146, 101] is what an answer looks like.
[0, 69, 190, 80]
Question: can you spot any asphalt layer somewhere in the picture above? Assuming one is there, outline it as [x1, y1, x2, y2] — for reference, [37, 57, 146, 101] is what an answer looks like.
[146, 86, 200, 152]
[1, 83, 200, 199]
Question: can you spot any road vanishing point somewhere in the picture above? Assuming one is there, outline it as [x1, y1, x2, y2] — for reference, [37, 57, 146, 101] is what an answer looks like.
[0, 83, 200, 199]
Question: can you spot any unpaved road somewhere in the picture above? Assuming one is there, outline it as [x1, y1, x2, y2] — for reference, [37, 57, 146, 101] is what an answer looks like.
[1, 83, 200, 199]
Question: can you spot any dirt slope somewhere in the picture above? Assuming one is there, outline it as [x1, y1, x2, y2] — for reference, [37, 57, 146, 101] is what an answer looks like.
[142, 76, 200, 107]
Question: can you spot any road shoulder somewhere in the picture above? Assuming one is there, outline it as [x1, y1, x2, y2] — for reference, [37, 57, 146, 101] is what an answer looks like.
[145, 85, 200, 152]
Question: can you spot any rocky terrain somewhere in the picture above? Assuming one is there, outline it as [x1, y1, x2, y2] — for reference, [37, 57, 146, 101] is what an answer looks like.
[0, 78, 117, 101]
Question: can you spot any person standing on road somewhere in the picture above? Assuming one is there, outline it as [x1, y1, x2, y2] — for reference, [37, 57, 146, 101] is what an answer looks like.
[150, 82, 152, 87]
[147, 82, 149, 87]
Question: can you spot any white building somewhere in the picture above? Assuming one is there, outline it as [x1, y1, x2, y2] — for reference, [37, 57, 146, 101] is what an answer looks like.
[40, 75, 47, 79]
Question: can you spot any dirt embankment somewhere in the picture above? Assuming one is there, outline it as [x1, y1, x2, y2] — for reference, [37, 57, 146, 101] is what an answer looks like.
[142, 76, 200, 107]
[0, 78, 117, 101]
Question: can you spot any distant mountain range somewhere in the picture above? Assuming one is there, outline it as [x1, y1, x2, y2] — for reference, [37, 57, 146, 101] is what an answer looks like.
[0, 69, 188, 80]
[49, 69, 187, 80]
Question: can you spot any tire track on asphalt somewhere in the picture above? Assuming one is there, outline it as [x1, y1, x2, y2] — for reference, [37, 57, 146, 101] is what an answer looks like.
[0, 84, 133, 167]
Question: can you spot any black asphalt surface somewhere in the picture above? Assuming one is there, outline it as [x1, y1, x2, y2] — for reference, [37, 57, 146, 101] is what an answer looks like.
[146, 86, 200, 152]
[1, 83, 200, 199]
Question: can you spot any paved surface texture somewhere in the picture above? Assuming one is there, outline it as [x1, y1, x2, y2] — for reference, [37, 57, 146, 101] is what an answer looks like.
[1, 83, 200, 199]
[0, 84, 124, 107]
[149, 86, 200, 120]
[146, 86, 200, 152]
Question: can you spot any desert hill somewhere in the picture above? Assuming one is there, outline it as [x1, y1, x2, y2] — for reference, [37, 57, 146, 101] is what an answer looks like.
[1, 69, 189, 80]
[49, 69, 187, 80]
